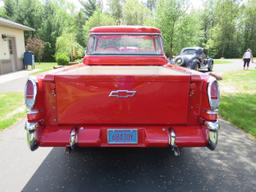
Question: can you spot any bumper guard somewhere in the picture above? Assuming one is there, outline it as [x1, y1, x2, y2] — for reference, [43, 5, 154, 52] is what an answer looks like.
[25, 122, 39, 151]
[205, 120, 219, 150]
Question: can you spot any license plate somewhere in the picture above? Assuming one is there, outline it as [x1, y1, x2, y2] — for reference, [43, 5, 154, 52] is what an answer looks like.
[108, 129, 138, 144]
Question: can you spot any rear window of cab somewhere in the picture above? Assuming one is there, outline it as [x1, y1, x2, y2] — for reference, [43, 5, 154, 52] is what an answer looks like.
[86, 34, 163, 55]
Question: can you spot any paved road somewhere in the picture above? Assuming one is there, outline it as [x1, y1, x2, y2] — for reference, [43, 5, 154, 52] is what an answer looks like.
[0, 119, 255, 192]
[0, 120, 51, 192]
[0, 70, 37, 93]
[213, 59, 256, 73]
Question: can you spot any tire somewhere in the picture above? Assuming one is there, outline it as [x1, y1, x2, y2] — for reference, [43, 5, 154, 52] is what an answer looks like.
[175, 57, 184, 66]
[191, 61, 199, 71]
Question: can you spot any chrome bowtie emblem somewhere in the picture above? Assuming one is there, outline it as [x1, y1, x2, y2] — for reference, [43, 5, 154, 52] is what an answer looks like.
[109, 90, 136, 98]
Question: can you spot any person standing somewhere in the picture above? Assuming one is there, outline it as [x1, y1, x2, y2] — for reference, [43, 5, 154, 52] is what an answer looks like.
[243, 49, 253, 70]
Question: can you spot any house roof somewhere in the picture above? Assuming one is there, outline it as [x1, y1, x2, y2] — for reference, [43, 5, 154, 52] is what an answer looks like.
[90, 26, 161, 33]
[0, 17, 35, 31]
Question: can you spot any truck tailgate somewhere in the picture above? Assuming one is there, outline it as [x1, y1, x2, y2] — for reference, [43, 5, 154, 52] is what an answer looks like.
[54, 66, 191, 125]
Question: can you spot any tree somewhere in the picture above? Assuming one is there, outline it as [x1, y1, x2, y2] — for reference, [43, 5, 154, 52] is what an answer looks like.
[26, 37, 45, 63]
[13, 0, 43, 33]
[38, 0, 75, 61]
[200, 0, 216, 46]
[79, 0, 97, 20]
[3, 0, 17, 18]
[107, 0, 123, 24]
[155, 0, 189, 56]
[208, 0, 240, 58]
[0, 6, 7, 18]
[83, 9, 115, 43]
[56, 32, 84, 61]
[242, 0, 256, 55]
[146, 0, 157, 11]
[75, 11, 87, 47]
[173, 13, 202, 54]
[1, 0, 252, 60]
[122, 0, 150, 25]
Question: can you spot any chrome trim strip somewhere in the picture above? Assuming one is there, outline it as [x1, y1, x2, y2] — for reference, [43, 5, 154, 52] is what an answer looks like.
[205, 120, 219, 131]
[206, 109, 218, 115]
[25, 122, 38, 132]
[27, 109, 39, 115]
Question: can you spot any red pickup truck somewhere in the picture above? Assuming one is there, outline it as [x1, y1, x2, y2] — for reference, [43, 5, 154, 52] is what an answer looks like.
[25, 26, 220, 156]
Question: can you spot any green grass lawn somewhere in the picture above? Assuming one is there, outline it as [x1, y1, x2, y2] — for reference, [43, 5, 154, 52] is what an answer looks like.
[32, 62, 58, 75]
[0, 92, 25, 130]
[219, 70, 256, 137]
[214, 59, 232, 64]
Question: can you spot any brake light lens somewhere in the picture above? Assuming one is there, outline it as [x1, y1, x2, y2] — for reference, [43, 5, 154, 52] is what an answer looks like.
[207, 77, 220, 110]
[25, 77, 37, 110]
[210, 81, 218, 100]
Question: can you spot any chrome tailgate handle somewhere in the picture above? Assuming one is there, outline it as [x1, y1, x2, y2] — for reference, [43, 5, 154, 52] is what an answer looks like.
[109, 90, 136, 98]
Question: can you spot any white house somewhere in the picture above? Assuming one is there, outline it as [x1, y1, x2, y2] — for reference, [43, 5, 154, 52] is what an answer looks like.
[0, 17, 34, 75]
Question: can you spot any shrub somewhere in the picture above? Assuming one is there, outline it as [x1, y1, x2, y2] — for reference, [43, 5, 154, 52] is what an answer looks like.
[56, 53, 70, 65]
[56, 32, 84, 61]
[26, 37, 45, 63]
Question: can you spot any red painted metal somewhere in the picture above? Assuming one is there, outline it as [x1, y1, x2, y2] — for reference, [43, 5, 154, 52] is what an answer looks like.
[26, 26, 218, 149]
[90, 26, 161, 33]
[55, 73, 190, 125]
[83, 55, 168, 66]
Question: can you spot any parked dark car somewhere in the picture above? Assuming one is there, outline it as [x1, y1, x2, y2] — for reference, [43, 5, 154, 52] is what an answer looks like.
[174, 47, 214, 71]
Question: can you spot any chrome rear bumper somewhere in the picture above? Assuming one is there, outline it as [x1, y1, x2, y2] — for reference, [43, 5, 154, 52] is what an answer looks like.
[205, 120, 219, 150]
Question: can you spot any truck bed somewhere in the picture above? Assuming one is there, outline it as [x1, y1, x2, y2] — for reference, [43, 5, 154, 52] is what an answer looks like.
[56, 65, 189, 76]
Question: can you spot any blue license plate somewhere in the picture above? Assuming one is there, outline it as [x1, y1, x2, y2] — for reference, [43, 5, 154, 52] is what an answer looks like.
[108, 129, 138, 144]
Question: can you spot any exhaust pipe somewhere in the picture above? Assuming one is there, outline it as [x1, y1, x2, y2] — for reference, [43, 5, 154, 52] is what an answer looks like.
[168, 129, 180, 156]
[66, 129, 77, 153]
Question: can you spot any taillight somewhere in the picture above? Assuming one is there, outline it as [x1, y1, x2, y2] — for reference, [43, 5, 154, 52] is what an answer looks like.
[210, 81, 218, 99]
[207, 77, 220, 111]
[25, 77, 37, 110]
